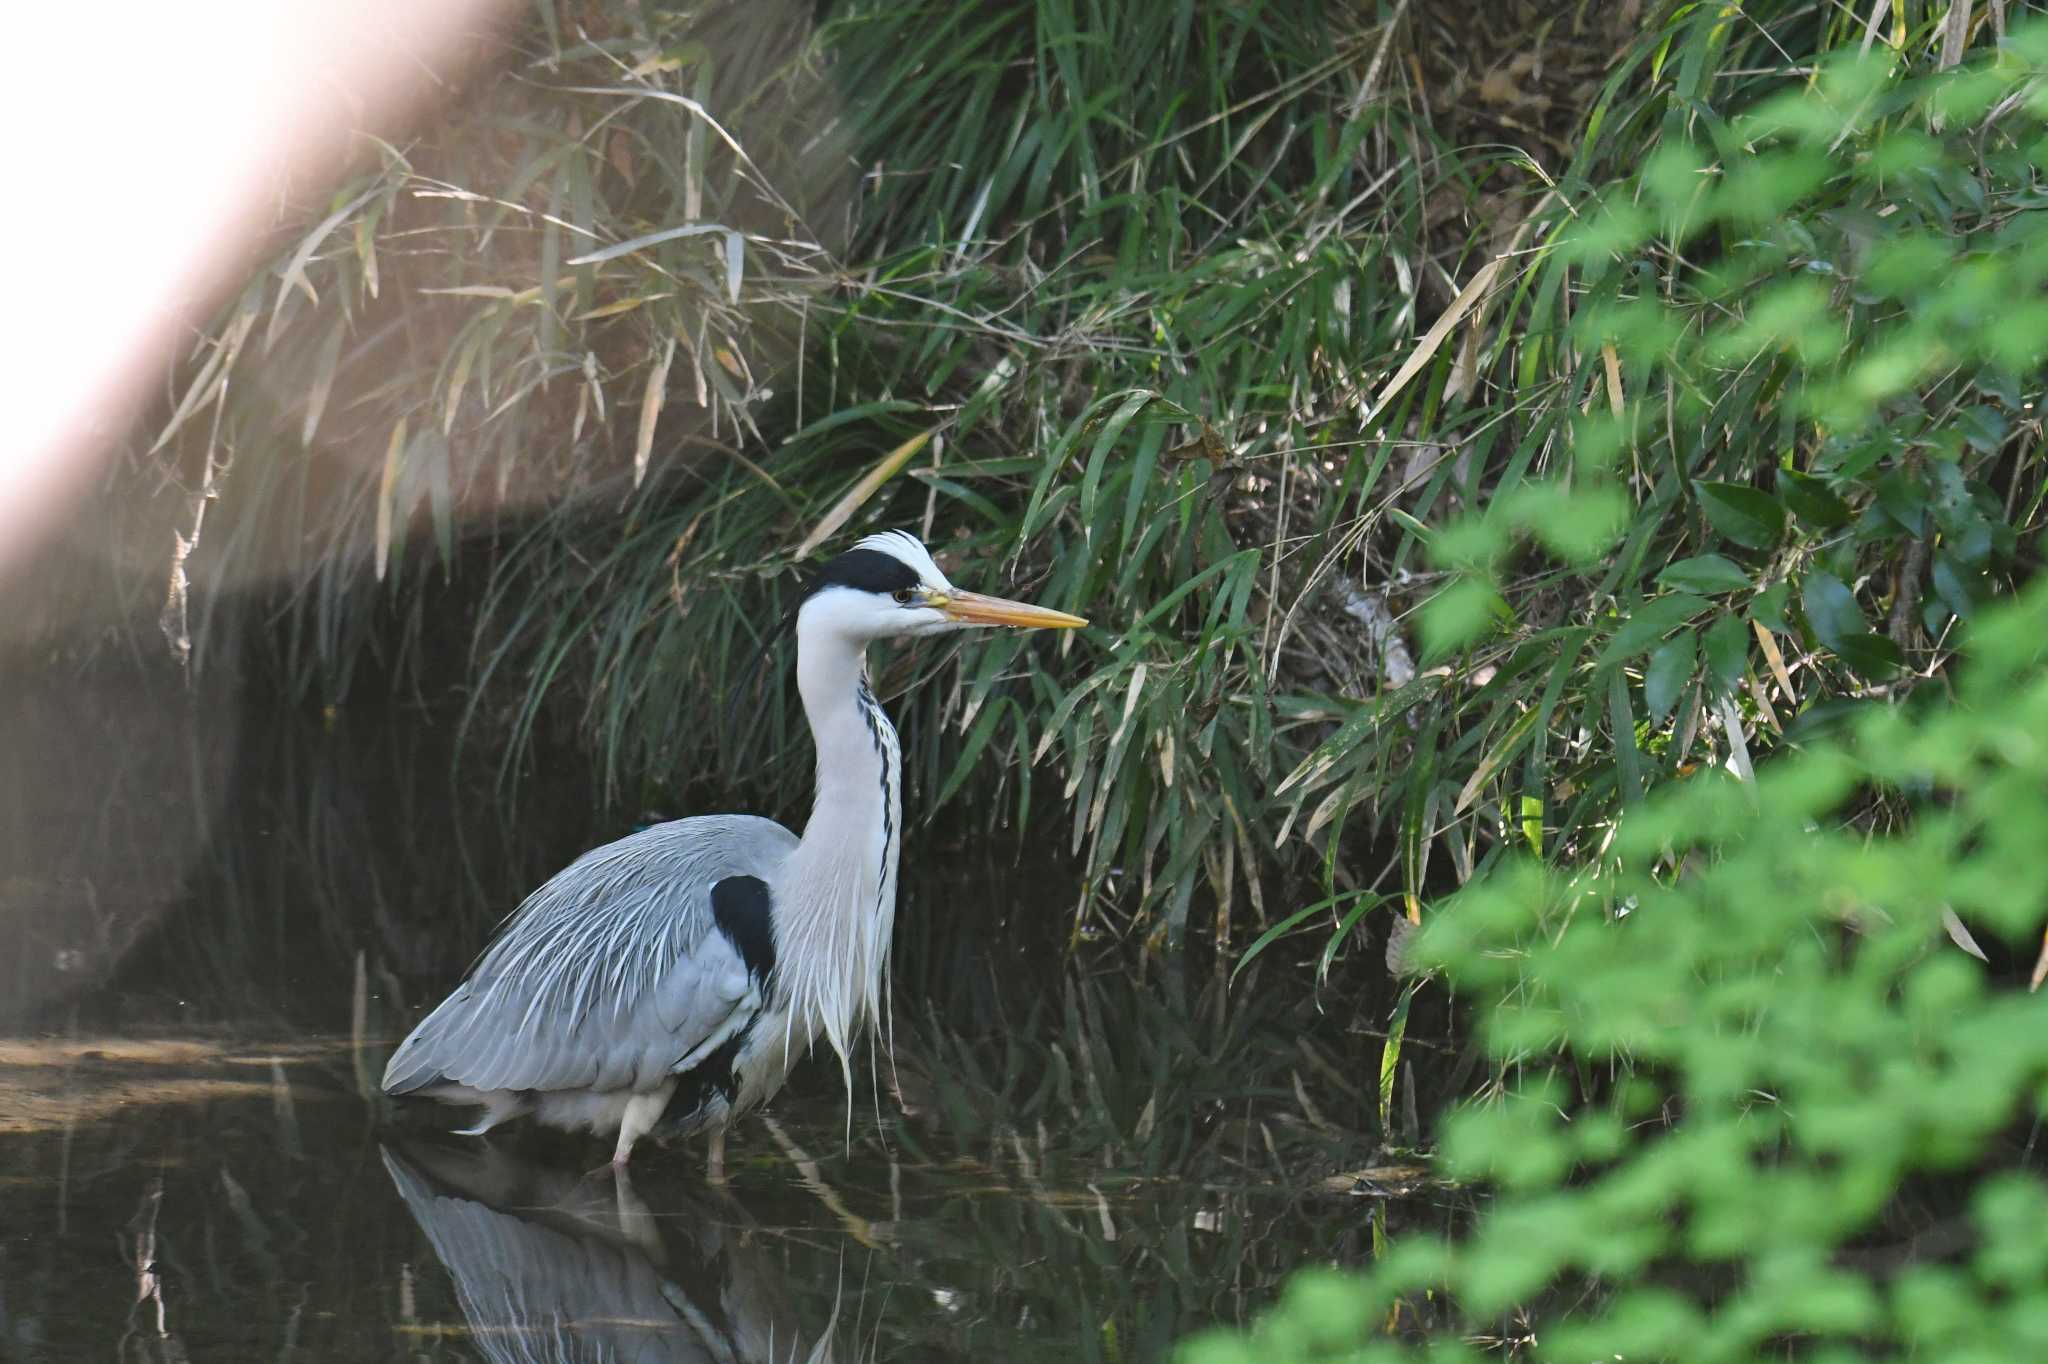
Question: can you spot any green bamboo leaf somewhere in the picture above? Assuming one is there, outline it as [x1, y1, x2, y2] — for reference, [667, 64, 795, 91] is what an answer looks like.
[1780, 469, 1851, 529]
[1316, 894, 1388, 988]
[1078, 389, 1161, 532]
[419, 430, 453, 567]
[1657, 554, 1753, 595]
[1834, 632, 1905, 674]
[1932, 555, 1977, 620]
[1377, 983, 1416, 1137]
[934, 697, 1012, 807]
[1800, 570, 1866, 651]
[1229, 903, 1324, 987]
[1695, 480, 1788, 549]
[1608, 669, 1644, 803]
[1645, 629, 1697, 723]
[1599, 594, 1710, 666]
[1454, 706, 1543, 815]
[1704, 612, 1749, 691]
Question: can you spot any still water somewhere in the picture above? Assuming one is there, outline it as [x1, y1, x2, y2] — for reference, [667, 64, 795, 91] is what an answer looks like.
[1, 684, 1448, 1362]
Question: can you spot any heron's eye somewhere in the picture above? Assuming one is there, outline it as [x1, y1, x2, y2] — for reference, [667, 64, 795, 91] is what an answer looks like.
[893, 588, 919, 606]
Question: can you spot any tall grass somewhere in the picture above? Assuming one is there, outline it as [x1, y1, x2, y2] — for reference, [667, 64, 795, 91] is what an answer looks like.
[127, 0, 2048, 965]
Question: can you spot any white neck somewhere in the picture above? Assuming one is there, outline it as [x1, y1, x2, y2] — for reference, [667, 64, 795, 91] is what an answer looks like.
[773, 626, 902, 1087]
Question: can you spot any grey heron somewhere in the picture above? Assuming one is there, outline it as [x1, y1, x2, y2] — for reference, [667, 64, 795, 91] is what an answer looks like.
[382, 530, 1086, 1175]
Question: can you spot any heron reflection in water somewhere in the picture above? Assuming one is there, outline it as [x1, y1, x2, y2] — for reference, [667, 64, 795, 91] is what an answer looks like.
[383, 532, 1087, 1175]
[383, 1139, 833, 1363]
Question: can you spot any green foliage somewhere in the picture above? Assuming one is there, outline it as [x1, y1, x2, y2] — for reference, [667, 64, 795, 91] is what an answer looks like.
[1183, 16, 2048, 1361]
[132, 0, 2048, 962]
[1271, 4, 2048, 931]
[1185, 565, 2048, 1362]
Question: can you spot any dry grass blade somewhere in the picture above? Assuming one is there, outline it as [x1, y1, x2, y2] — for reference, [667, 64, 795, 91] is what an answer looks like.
[1940, 906, 1988, 962]
[559, 85, 812, 233]
[1343, 0, 1411, 120]
[794, 430, 933, 558]
[300, 322, 346, 447]
[1753, 620, 1797, 708]
[270, 186, 379, 335]
[1718, 694, 1756, 788]
[1453, 707, 1540, 816]
[1940, 0, 1975, 69]
[374, 418, 407, 582]
[565, 222, 730, 268]
[1366, 255, 1505, 421]
[149, 307, 257, 457]
[634, 337, 677, 489]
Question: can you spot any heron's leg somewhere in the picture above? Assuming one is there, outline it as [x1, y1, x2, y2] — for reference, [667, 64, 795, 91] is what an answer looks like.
[706, 1126, 727, 1186]
[611, 1082, 676, 1167]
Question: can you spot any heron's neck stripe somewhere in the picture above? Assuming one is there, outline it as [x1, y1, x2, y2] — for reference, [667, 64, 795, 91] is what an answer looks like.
[855, 678, 899, 915]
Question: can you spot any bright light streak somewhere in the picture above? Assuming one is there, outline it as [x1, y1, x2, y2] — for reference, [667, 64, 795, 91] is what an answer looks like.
[0, 0, 512, 582]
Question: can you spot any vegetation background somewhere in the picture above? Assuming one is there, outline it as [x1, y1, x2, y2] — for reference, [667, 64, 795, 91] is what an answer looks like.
[9, 0, 2048, 1356]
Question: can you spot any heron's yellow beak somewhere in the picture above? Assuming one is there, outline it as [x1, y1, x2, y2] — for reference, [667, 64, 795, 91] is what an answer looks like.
[932, 589, 1088, 630]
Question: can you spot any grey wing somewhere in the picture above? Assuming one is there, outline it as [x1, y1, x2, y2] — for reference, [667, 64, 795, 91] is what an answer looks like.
[383, 814, 796, 1098]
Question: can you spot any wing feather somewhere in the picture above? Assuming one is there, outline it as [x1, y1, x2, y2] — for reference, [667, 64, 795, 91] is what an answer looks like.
[384, 814, 796, 1097]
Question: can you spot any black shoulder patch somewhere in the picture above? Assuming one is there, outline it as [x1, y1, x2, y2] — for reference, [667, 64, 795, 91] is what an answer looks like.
[709, 875, 777, 986]
[808, 546, 919, 598]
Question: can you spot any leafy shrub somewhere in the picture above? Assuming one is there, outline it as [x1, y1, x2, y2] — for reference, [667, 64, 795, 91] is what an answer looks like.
[1269, 2, 2048, 918]
[1185, 563, 2048, 1361]
[1182, 20, 2048, 1362]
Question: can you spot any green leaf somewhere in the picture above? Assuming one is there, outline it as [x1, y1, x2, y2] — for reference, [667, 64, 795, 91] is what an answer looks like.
[1600, 594, 1710, 666]
[1422, 577, 1511, 658]
[1609, 669, 1644, 803]
[1704, 613, 1748, 691]
[1229, 903, 1323, 987]
[1645, 630, 1697, 723]
[1751, 581, 1792, 633]
[1378, 983, 1416, 1136]
[1932, 555, 1977, 620]
[1834, 632, 1905, 674]
[1780, 469, 1851, 530]
[1800, 570, 1867, 652]
[1387, 507, 1434, 545]
[1658, 554, 1754, 595]
[1873, 471, 1928, 536]
[1695, 481, 1788, 549]
[1955, 404, 2008, 455]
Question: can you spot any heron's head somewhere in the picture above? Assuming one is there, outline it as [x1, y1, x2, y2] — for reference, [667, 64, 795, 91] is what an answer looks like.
[798, 530, 1088, 643]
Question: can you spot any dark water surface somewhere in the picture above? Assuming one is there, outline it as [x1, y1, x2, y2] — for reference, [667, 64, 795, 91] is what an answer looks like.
[0, 1028, 1445, 1363]
[2, 680, 1453, 1362]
